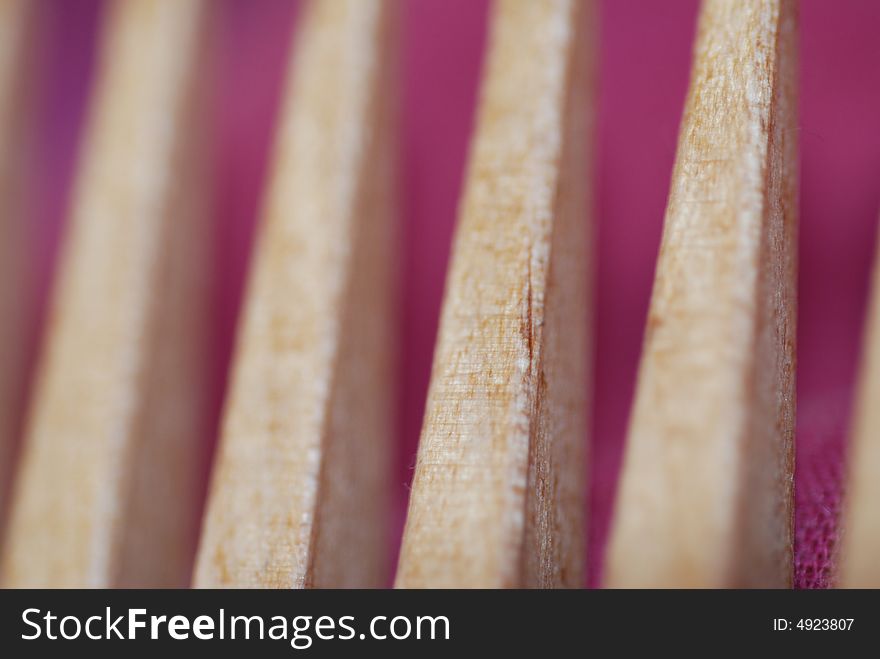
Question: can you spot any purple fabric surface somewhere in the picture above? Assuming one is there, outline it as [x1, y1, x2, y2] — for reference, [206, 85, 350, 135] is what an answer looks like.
[27, 0, 880, 587]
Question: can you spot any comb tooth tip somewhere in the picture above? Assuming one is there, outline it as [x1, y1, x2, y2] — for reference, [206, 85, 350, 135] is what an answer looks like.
[395, 0, 594, 589]
[840, 210, 880, 588]
[2, 0, 214, 588]
[0, 0, 47, 561]
[606, 0, 798, 589]
[194, 0, 398, 590]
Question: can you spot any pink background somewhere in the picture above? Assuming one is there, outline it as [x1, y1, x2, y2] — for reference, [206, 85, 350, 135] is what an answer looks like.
[24, 0, 880, 588]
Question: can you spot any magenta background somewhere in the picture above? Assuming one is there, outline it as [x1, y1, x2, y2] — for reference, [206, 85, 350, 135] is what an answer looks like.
[25, 0, 880, 588]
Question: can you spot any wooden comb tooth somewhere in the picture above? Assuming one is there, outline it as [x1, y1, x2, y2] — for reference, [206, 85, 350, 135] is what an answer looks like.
[0, 0, 40, 545]
[395, 0, 594, 589]
[839, 212, 880, 588]
[606, 0, 798, 588]
[1, 0, 213, 588]
[193, 0, 398, 589]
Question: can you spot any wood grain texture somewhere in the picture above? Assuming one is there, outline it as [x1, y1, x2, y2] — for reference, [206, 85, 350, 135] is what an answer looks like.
[0, 0, 40, 543]
[2, 0, 212, 587]
[194, 0, 397, 588]
[839, 215, 880, 588]
[606, 0, 798, 588]
[395, 0, 593, 589]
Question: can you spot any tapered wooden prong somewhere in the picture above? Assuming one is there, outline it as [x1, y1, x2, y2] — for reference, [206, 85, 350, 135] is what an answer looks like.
[606, 0, 798, 588]
[2, 0, 213, 587]
[194, 0, 398, 588]
[0, 0, 40, 545]
[395, 0, 593, 589]
[839, 214, 880, 588]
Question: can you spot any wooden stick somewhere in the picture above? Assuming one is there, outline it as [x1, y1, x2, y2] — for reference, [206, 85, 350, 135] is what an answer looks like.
[395, 0, 592, 589]
[194, 0, 397, 588]
[0, 0, 39, 543]
[839, 216, 880, 587]
[606, 0, 798, 588]
[2, 0, 212, 587]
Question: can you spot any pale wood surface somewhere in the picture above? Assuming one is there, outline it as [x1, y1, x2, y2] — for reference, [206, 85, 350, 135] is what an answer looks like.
[395, 0, 592, 588]
[194, 0, 397, 588]
[2, 0, 212, 587]
[840, 215, 880, 588]
[606, 0, 798, 588]
[0, 0, 39, 543]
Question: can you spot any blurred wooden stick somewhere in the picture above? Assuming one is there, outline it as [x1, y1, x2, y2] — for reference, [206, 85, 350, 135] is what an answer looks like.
[194, 0, 397, 588]
[606, 0, 798, 588]
[0, 0, 40, 544]
[840, 215, 880, 588]
[395, 0, 592, 588]
[2, 0, 212, 587]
